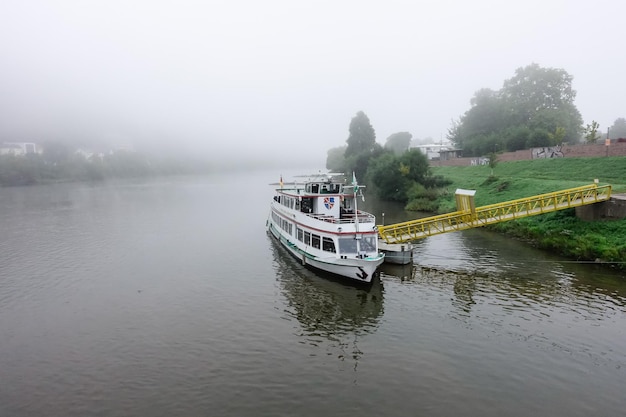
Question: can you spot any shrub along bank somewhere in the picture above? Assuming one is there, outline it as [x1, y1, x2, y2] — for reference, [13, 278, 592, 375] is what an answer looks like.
[427, 157, 626, 269]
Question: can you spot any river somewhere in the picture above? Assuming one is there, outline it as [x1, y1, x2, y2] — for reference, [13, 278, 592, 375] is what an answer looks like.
[1, 171, 625, 417]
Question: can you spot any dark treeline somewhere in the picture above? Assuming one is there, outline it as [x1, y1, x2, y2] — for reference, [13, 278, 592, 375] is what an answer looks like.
[0, 151, 210, 187]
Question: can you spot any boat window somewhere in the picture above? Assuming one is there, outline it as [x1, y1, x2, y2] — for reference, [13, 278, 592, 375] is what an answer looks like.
[303, 231, 311, 245]
[312, 184, 319, 193]
[297, 228, 303, 242]
[338, 237, 358, 254]
[322, 237, 336, 253]
[361, 236, 377, 252]
[311, 234, 320, 249]
[301, 198, 312, 213]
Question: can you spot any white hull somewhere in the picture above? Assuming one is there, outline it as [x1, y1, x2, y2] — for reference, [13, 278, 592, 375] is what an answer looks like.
[268, 222, 383, 283]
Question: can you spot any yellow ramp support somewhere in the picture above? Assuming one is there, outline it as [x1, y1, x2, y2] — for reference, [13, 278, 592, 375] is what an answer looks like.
[377, 183, 612, 244]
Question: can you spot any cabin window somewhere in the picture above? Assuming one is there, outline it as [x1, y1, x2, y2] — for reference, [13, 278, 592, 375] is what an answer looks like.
[303, 231, 311, 245]
[312, 184, 319, 193]
[301, 198, 312, 213]
[297, 228, 303, 242]
[322, 237, 336, 253]
[361, 236, 376, 252]
[338, 237, 358, 254]
[311, 234, 321, 249]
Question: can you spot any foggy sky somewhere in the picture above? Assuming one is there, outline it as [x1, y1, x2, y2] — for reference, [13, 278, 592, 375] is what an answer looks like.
[1, 0, 624, 166]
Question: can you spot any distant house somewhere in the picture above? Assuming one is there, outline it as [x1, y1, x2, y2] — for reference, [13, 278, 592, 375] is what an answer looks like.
[75, 148, 107, 160]
[409, 140, 460, 161]
[0, 142, 38, 156]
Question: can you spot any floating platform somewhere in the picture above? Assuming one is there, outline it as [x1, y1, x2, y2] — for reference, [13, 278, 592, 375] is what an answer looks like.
[378, 241, 413, 265]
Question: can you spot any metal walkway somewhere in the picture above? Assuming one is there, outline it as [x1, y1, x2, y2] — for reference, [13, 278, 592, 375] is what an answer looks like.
[377, 184, 612, 244]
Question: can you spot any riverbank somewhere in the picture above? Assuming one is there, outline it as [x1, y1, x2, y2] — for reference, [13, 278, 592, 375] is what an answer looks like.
[429, 157, 626, 269]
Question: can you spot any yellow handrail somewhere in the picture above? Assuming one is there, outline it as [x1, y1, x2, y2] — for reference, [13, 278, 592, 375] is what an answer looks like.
[377, 184, 612, 244]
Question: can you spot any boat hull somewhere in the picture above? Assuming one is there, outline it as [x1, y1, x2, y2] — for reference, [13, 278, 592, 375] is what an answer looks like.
[268, 222, 384, 284]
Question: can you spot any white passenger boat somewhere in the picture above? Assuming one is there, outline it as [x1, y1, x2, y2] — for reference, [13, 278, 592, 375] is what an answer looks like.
[267, 172, 385, 284]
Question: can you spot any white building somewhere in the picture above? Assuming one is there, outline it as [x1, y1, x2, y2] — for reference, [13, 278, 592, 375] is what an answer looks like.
[409, 140, 457, 160]
[0, 142, 38, 156]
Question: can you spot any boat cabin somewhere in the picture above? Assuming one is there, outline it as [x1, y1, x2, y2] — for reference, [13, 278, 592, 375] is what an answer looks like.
[299, 178, 358, 220]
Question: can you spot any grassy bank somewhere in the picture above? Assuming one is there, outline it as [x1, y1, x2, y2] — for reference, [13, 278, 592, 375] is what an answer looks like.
[429, 157, 626, 269]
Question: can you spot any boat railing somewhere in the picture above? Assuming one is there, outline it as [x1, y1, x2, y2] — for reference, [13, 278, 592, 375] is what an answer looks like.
[306, 211, 375, 224]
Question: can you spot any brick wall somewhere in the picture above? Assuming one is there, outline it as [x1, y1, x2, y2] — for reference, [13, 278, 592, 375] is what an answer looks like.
[437, 142, 626, 167]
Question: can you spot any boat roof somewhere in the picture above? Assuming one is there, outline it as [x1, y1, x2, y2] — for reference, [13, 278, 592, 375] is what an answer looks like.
[293, 172, 346, 182]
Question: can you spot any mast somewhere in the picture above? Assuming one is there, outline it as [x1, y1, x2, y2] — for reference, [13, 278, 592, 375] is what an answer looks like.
[352, 172, 361, 255]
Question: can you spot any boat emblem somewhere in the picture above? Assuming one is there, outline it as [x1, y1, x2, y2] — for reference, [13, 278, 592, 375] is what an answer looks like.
[324, 197, 335, 210]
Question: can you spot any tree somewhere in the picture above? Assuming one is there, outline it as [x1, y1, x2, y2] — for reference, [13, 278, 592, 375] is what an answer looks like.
[501, 64, 582, 142]
[366, 152, 407, 201]
[345, 111, 376, 158]
[344, 111, 378, 180]
[527, 128, 552, 148]
[384, 132, 412, 155]
[447, 64, 583, 155]
[502, 64, 576, 119]
[583, 121, 600, 143]
[549, 126, 567, 146]
[399, 149, 430, 184]
[367, 149, 430, 202]
[326, 146, 347, 172]
[608, 118, 626, 139]
[502, 125, 531, 151]
[447, 89, 504, 150]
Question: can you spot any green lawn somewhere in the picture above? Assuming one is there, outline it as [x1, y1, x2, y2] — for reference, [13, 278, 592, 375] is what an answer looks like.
[428, 156, 626, 269]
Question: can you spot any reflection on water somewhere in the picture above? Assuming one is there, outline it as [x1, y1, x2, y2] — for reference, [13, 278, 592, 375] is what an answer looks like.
[379, 250, 626, 371]
[382, 256, 626, 316]
[269, 236, 383, 368]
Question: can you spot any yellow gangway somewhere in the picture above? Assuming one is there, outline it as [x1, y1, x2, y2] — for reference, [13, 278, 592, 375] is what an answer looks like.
[377, 183, 612, 244]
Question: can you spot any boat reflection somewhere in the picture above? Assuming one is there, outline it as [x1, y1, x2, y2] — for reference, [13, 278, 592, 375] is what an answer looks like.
[269, 238, 384, 368]
[378, 262, 416, 281]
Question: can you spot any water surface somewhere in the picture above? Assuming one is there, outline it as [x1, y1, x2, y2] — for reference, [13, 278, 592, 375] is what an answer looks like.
[1, 173, 625, 416]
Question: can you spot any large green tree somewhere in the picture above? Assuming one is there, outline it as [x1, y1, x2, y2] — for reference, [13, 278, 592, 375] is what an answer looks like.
[448, 64, 583, 156]
[344, 111, 380, 181]
[345, 111, 376, 157]
[367, 149, 431, 202]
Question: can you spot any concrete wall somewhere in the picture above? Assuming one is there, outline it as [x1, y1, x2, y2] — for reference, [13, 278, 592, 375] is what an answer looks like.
[575, 195, 626, 221]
